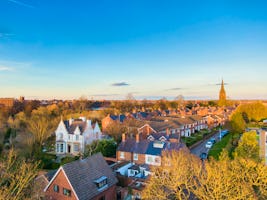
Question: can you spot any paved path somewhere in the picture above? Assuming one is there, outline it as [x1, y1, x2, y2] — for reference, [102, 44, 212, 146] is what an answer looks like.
[190, 131, 221, 157]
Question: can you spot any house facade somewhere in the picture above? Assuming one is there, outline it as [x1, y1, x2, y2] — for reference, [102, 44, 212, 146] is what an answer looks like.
[55, 117, 102, 155]
[117, 133, 186, 166]
[44, 153, 118, 200]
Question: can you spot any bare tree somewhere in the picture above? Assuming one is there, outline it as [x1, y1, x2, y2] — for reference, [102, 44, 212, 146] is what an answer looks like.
[0, 149, 39, 200]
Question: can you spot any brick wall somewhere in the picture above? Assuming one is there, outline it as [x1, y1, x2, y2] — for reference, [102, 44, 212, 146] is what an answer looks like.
[117, 151, 147, 166]
[45, 169, 77, 200]
[134, 154, 146, 165]
[101, 116, 113, 132]
[117, 151, 132, 162]
[91, 185, 117, 200]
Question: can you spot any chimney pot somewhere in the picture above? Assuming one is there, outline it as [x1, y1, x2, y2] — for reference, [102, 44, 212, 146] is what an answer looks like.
[122, 133, 126, 142]
[136, 133, 140, 143]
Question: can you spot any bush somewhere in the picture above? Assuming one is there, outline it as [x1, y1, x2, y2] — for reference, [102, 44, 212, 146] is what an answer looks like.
[39, 153, 58, 169]
[60, 156, 79, 165]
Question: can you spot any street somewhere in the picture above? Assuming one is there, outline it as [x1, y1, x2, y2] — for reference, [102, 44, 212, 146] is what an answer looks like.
[190, 131, 221, 157]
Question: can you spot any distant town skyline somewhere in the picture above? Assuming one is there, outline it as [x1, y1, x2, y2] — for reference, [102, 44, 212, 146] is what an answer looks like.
[1, 0, 267, 100]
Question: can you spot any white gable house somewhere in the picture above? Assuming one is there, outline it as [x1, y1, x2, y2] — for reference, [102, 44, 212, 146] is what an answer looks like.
[55, 117, 102, 155]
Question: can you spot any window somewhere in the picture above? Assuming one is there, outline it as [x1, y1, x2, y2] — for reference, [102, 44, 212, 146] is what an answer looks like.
[133, 153, 138, 161]
[147, 156, 153, 163]
[63, 188, 71, 196]
[120, 152, 125, 159]
[98, 179, 107, 188]
[155, 157, 160, 163]
[74, 144, 79, 152]
[53, 184, 59, 193]
[60, 144, 64, 152]
[94, 176, 108, 190]
[56, 144, 59, 152]
[75, 135, 79, 141]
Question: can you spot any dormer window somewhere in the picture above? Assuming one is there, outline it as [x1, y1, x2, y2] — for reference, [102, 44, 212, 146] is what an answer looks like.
[153, 141, 164, 148]
[147, 135, 154, 141]
[94, 176, 108, 190]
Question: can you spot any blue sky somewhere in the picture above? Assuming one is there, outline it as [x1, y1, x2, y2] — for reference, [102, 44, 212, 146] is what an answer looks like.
[0, 0, 267, 100]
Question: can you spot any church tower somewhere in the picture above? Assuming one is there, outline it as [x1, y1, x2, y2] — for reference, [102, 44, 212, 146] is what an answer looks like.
[219, 79, 226, 106]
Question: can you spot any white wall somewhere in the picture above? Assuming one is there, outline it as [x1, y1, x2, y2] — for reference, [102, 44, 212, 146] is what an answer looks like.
[145, 155, 161, 166]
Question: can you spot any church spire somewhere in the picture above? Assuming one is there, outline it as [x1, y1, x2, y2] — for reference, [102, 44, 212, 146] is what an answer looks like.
[219, 79, 227, 106]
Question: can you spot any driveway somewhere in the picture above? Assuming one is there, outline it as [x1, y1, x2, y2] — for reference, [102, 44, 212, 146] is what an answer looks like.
[190, 131, 221, 157]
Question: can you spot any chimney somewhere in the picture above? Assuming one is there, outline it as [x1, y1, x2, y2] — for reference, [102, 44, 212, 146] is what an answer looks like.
[136, 133, 140, 143]
[166, 128, 170, 136]
[79, 116, 86, 122]
[69, 118, 74, 125]
[146, 125, 150, 135]
[122, 133, 126, 142]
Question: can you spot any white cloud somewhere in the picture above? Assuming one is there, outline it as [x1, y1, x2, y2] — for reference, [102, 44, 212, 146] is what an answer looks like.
[0, 66, 13, 71]
[6, 0, 35, 8]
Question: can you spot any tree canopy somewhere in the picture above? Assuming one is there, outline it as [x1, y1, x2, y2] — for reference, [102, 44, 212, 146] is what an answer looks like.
[234, 131, 260, 162]
[142, 149, 267, 200]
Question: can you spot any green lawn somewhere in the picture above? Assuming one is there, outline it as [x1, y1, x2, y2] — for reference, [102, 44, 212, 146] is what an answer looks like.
[181, 129, 212, 147]
[208, 133, 232, 160]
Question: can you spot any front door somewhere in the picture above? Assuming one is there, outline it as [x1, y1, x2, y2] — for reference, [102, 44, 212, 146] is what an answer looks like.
[68, 144, 71, 153]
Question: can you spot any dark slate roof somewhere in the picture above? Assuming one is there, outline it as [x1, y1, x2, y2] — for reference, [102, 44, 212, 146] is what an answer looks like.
[131, 113, 138, 119]
[109, 114, 126, 123]
[146, 141, 166, 156]
[64, 120, 87, 135]
[139, 112, 149, 119]
[110, 115, 118, 121]
[169, 134, 179, 139]
[150, 133, 168, 140]
[117, 138, 150, 154]
[119, 114, 126, 123]
[63, 120, 70, 129]
[45, 170, 57, 182]
[62, 153, 118, 200]
[118, 138, 186, 156]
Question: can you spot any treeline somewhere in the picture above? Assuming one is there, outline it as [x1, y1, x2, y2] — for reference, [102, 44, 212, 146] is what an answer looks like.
[230, 102, 267, 133]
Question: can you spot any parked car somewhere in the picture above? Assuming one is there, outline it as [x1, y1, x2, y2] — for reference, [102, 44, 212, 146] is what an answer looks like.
[209, 138, 216, 144]
[205, 141, 213, 148]
[220, 130, 229, 138]
[200, 152, 208, 160]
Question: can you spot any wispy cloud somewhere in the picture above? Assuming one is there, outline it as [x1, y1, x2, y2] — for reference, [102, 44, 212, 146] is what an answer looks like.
[7, 0, 35, 8]
[167, 87, 183, 91]
[111, 82, 130, 87]
[0, 32, 14, 38]
[0, 66, 13, 71]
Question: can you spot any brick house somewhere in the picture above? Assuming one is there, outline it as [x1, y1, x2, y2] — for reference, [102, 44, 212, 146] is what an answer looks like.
[117, 133, 186, 166]
[44, 153, 118, 200]
[101, 114, 126, 132]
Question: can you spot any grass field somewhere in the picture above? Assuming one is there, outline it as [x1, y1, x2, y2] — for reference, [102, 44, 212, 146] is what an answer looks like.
[208, 133, 232, 160]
